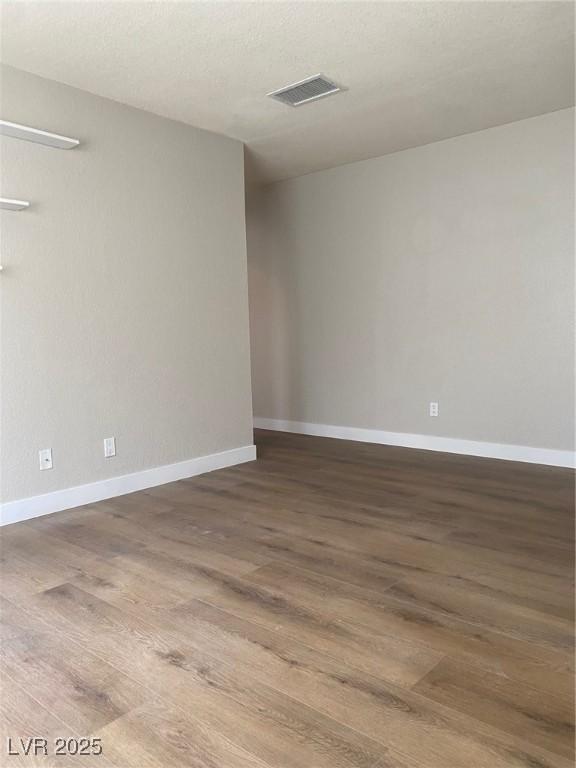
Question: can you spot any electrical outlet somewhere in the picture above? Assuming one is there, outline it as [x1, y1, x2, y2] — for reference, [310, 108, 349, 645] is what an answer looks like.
[103, 437, 116, 458]
[429, 401, 439, 417]
[39, 448, 53, 470]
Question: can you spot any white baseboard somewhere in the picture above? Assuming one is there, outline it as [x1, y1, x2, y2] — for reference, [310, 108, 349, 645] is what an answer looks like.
[254, 418, 575, 469]
[0, 444, 257, 527]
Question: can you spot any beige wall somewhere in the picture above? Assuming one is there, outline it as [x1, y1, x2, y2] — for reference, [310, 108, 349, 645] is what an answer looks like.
[247, 109, 575, 451]
[1, 66, 254, 502]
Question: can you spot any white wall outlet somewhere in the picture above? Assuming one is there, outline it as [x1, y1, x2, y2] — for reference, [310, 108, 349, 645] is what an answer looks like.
[429, 401, 439, 417]
[39, 448, 53, 470]
[103, 437, 116, 458]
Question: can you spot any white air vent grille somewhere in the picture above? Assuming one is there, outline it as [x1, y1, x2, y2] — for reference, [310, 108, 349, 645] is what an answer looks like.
[267, 74, 342, 107]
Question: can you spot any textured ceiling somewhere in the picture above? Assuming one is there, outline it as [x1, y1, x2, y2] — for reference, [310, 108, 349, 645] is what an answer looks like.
[1, 1, 574, 183]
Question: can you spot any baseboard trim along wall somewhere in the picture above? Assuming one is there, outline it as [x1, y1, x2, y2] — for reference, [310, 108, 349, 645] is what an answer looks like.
[254, 418, 575, 468]
[0, 444, 257, 527]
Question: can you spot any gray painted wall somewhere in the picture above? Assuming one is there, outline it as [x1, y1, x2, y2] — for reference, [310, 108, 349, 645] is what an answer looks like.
[1, 66, 254, 502]
[247, 109, 574, 451]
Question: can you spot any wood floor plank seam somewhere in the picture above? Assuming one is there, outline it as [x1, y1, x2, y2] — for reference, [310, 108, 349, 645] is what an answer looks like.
[0, 669, 119, 767]
[88, 584, 568, 760]
[366, 581, 574, 656]
[243, 558, 574, 662]
[27, 577, 568, 768]
[413, 657, 575, 759]
[2, 591, 280, 768]
[28, 582, 398, 768]
[1, 669, 82, 737]
[1, 429, 573, 767]
[150, 596, 573, 767]
[192, 572, 574, 703]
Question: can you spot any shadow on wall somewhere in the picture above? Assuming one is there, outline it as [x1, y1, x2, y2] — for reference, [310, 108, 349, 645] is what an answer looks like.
[246, 182, 306, 420]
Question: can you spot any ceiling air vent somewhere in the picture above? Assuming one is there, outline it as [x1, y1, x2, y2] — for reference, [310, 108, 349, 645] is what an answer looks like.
[267, 74, 343, 107]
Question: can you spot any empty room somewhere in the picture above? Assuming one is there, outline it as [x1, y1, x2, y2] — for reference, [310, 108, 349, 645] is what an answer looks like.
[0, 1, 574, 766]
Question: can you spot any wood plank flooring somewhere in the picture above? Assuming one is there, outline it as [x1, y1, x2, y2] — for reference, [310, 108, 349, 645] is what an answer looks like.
[1, 429, 574, 767]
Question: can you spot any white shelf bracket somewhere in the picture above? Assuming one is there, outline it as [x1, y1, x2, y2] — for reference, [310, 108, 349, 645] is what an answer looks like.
[0, 197, 30, 211]
[0, 119, 79, 149]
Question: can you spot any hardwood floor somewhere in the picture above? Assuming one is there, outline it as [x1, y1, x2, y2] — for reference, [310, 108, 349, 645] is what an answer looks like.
[1, 429, 574, 767]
